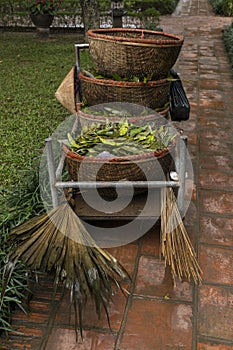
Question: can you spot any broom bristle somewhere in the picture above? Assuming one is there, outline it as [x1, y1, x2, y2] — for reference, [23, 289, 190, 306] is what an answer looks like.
[9, 202, 130, 338]
[161, 187, 202, 284]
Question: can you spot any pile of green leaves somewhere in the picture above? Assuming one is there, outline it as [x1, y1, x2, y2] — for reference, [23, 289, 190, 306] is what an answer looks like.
[95, 72, 155, 83]
[68, 120, 176, 157]
[84, 69, 166, 83]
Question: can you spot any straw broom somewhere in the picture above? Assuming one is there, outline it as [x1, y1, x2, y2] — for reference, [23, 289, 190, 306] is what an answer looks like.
[8, 194, 130, 338]
[161, 187, 202, 284]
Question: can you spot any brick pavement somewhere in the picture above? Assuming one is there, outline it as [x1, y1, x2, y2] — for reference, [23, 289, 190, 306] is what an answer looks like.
[1, 0, 233, 349]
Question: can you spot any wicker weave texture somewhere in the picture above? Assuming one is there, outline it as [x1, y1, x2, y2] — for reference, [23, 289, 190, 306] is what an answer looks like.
[55, 66, 76, 114]
[87, 29, 183, 79]
[66, 153, 173, 181]
[64, 145, 174, 198]
[79, 73, 170, 109]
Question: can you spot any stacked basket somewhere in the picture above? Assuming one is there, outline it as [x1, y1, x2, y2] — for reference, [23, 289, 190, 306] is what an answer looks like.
[64, 28, 184, 197]
[79, 28, 184, 111]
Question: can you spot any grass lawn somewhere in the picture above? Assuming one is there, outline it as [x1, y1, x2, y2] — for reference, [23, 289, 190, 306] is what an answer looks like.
[0, 32, 90, 334]
[0, 32, 88, 189]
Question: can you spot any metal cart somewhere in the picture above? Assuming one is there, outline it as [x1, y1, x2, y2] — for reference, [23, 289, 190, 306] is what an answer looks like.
[44, 44, 188, 227]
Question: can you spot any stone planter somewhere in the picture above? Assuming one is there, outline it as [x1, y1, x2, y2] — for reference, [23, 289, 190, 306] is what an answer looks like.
[30, 14, 54, 29]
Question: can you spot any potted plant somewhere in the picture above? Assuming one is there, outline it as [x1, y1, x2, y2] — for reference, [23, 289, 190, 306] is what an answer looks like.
[27, 0, 62, 29]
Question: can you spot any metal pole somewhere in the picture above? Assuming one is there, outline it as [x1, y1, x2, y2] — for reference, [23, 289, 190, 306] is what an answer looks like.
[74, 43, 89, 71]
[74, 43, 89, 107]
[177, 135, 187, 214]
[45, 138, 59, 208]
[55, 152, 65, 180]
[55, 180, 179, 189]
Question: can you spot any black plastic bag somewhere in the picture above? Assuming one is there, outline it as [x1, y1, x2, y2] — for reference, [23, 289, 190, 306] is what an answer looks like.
[169, 69, 190, 121]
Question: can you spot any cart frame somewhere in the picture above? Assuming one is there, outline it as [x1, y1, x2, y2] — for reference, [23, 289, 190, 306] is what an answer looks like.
[45, 44, 188, 219]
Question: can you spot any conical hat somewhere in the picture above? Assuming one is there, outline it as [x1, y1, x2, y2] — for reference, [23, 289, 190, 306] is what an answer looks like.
[55, 66, 76, 114]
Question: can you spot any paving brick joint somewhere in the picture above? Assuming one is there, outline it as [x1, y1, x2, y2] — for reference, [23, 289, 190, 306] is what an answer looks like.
[1, 0, 233, 349]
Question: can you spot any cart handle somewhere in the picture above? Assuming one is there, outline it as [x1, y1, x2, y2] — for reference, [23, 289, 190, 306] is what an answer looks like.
[74, 43, 89, 73]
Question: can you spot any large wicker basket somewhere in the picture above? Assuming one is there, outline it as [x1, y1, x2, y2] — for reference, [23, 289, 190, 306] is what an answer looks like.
[63, 144, 175, 198]
[87, 28, 183, 80]
[78, 72, 171, 110]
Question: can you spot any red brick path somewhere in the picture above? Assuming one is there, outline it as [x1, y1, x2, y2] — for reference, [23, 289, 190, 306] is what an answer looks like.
[1, 0, 233, 349]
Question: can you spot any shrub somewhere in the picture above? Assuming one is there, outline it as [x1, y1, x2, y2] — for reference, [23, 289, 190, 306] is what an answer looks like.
[223, 24, 233, 69]
[222, 0, 233, 16]
[210, 0, 233, 16]
[0, 165, 44, 334]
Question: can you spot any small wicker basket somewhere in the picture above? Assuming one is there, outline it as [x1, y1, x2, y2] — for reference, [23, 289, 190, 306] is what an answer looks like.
[87, 28, 183, 79]
[78, 72, 171, 110]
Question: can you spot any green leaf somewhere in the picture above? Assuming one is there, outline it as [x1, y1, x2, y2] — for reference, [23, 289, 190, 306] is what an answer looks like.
[112, 73, 122, 81]
[132, 76, 140, 82]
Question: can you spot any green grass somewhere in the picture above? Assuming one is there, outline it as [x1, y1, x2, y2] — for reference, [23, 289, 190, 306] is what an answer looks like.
[0, 32, 90, 334]
[0, 32, 89, 189]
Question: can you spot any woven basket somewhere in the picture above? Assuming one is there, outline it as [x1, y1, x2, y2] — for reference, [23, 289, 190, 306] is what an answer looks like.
[55, 66, 77, 114]
[87, 28, 183, 79]
[63, 143, 175, 198]
[78, 107, 170, 129]
[79, 72, 170, 110]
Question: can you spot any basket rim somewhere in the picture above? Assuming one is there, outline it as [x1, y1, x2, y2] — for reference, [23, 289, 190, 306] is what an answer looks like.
[87, 28, 184, 46]
[78, 108, 169, 122]
[63, 141, 175, 164]
[79, 72, 170, 87]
